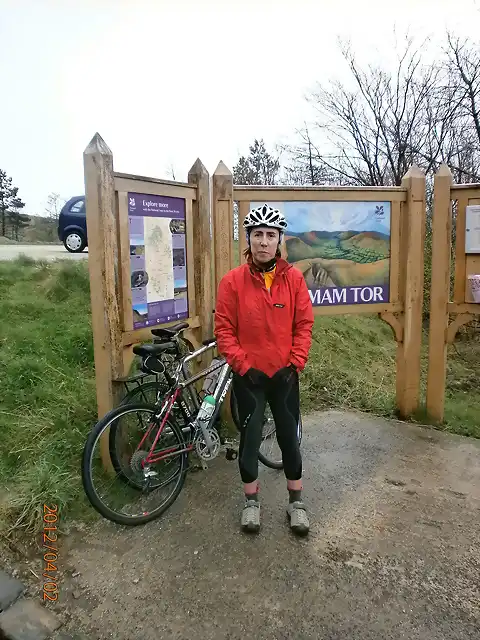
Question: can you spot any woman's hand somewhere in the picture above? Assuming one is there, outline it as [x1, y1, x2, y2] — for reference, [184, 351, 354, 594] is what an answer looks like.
[244, 368, 269, 387]
[271, 364, 297, 384]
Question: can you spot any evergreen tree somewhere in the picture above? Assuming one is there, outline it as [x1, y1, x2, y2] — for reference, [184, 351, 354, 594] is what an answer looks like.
[0, 170, 26, 238]
[233, 139, 280, 185]
[8, 198, 30, 241]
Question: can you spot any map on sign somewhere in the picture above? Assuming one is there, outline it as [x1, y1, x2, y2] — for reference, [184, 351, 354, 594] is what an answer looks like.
[128, 193, 188, 329]
[144, 217, 175, 302]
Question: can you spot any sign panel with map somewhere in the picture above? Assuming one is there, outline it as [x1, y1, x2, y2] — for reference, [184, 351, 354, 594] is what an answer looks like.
[251, 200, 391, 306]
[128, 193, 188, 328]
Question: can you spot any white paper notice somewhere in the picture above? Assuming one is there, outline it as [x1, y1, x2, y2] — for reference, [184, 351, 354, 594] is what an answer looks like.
[143, 217, 174, 302]
[465, 205, 480, 254]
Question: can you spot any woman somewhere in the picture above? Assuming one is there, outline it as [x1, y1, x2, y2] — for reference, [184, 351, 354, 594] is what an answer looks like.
[214, 203, 314, 536]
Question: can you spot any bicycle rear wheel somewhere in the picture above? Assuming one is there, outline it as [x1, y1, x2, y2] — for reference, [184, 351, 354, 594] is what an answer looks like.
[120, 380, 169, 406]
[258, 410, 303, 470]
[82, 403, 188, 526]
[111, 382, 190, 487]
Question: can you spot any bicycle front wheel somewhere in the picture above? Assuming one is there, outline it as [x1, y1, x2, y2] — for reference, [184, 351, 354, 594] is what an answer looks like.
[82, 403, 188, 526]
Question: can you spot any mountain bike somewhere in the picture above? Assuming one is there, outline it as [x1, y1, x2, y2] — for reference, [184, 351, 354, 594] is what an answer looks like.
[118, 321, 301, 469]
[81, 334, 302, 526]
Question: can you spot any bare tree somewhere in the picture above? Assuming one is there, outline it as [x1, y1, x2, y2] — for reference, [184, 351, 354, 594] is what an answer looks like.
[445, 34, 480, 151]
[166, 163, 177, 181]
[278, 33, 480, 324]
[284, 38, 473, 187]
[279, 125, 335, 185]
[44, 192, 65, 222]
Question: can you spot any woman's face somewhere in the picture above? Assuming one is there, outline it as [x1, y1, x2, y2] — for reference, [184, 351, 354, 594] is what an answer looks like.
[249, 227, 280, 265]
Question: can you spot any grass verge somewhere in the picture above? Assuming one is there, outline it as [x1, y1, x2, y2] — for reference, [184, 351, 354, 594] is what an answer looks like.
[302, 314, 398, 417]
[0, 257, 97, 538]
[0, 257, 479, 538]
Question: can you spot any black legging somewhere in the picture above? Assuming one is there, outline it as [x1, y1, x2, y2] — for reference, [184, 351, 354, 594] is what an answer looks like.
[232, 371, 302, 484]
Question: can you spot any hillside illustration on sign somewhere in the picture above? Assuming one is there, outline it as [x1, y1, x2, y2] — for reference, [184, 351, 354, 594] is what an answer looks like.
[128, 193, 188, 328]
[251, 201, 391, 306]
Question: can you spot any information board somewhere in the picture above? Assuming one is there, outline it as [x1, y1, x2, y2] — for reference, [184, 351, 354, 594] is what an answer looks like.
[251, 200, 391, 306]
[465, 205, 480, 254]
[128, 193, 188, 328]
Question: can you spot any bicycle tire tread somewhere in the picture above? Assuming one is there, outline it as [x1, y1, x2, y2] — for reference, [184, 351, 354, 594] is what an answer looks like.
[82, 403, 188, 526]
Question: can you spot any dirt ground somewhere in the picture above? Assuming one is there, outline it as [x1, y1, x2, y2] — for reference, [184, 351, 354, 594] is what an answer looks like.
[13, 410, 480, 639]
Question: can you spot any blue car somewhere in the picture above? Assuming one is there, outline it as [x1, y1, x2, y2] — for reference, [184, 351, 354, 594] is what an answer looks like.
[58, 196, 87, 253]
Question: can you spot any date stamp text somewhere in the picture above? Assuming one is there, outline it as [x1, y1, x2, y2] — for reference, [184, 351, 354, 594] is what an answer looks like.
[42, 504, 59, 601]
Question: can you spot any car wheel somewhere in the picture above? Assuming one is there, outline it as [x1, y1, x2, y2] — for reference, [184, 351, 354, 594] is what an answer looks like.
[64, 232, 86, 253]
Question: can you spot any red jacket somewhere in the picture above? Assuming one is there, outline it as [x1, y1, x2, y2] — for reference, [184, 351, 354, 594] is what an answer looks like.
[214, 259, 314, 378]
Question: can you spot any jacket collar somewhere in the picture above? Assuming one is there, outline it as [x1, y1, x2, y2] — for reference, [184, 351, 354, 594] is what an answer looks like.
[247, 256, 291, 279]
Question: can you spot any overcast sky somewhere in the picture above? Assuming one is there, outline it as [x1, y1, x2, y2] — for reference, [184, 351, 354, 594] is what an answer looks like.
[1, 0, 479, 216]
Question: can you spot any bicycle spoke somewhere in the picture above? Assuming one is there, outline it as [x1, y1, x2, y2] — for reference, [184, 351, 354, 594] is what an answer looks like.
[259, 407, 283, 466]
[83, 405, 187, 524]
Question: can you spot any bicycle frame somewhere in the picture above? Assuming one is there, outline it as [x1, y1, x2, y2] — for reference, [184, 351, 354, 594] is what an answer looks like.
[136, 341, 233, 466]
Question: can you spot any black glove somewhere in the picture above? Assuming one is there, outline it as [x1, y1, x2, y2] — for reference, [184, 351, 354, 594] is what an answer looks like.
[244, 368, 269, 387]
[272, 364, 297, 384]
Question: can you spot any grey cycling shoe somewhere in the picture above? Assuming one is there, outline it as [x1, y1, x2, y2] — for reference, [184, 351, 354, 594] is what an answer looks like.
[286, 501, 309, 536]
[241, 499, 261, 533]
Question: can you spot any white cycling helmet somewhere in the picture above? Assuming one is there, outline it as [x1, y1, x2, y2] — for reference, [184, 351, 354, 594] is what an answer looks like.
[243, 203, 288, 231]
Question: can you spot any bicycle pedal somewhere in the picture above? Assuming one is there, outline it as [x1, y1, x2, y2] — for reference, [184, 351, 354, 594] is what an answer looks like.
[225, 447, 238, 461]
